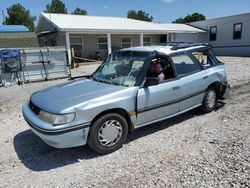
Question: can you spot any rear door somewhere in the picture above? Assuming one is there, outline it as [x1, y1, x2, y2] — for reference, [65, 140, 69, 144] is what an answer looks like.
[171, 53, 206, 111]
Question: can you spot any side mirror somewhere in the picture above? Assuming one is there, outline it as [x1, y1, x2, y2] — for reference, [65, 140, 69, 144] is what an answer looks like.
[145, 77, 159, 87]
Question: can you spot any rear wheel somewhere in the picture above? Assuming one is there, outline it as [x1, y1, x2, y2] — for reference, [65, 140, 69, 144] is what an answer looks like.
[87, 113, 128, 154]
[201, 87, 217, 113]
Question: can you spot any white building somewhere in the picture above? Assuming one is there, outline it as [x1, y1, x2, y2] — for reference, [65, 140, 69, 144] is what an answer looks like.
[36, 12, 250, 61]
[36, 13, 205, 62]
[189, 13, 250, 56]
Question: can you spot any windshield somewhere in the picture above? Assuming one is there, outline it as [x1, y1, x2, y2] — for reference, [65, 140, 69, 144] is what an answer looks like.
[92, 51, 150, 87]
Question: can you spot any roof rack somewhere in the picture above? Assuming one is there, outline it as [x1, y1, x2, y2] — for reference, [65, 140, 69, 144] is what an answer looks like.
[169, 42, 209, 50]
[159, 42, 193, 46]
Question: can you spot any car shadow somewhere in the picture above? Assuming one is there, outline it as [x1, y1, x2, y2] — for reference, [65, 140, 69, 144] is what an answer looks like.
[127, 108, 203, 143]
[215, 100, 226, 111]
[128, 101, 226, 142]
[14, 130, 98, 171]
[14, 102, 226, 172]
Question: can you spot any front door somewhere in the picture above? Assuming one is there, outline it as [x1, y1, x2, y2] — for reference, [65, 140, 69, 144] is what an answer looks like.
[136, 79, 182, 126]
[136, 55, 181, 126]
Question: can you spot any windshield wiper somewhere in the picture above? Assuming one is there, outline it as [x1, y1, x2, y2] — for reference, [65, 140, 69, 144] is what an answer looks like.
[92, 77, 102, 83]
[93, 76, 123, 86]
[93, 77, 109, 84]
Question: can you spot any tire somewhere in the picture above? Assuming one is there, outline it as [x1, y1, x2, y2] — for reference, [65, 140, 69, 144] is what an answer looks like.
[87, 113, 128, 155]
[201, 87, 217, 113]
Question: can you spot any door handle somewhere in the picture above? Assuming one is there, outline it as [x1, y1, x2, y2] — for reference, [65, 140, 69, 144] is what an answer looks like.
[203, 76, 208, 79]
[172, 86, 180, 90]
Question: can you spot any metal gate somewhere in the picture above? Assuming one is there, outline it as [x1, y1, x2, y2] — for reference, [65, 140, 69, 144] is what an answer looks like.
[0, 46, 69, 86]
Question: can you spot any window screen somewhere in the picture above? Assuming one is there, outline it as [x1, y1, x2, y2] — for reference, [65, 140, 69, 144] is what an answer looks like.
[98, 36, 108, 50]
[233, 23, 242, 40]
[70, 36, 83, 56]
[209, 26, 217, 41]
[121, 37, 132, 49]
[143, 36, 151, 46]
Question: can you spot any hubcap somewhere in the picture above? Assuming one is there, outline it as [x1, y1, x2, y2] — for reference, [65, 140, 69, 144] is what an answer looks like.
[98, 120, 122, 147]
[207, 90, 216, 109]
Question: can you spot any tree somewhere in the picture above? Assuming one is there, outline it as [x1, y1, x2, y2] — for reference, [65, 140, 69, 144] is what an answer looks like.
[45, 0, 67, 14]
[3, 3, 35, 31]
[72, 7, 87, 15]
[173, 12, 206, 23]
[127, 10, 153, 22]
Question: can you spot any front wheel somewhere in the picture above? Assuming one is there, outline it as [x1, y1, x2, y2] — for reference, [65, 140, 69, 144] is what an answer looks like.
[201, 87, 217, 113]
[87, 113, 128, 155]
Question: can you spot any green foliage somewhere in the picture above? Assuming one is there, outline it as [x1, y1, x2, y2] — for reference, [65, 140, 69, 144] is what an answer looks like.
[3, 3, 35, 32]
[173, 12, 206, 23]
[72, 7, 87, 15]
[45, 0, 67, 14]
[127, 10, 153, 22]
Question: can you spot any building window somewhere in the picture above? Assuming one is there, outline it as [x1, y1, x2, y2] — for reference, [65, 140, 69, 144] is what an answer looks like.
[70, 36, 83, 56]
[49, 38, 57, 46]
[209, 26, 217, 41]
[160, 35, 167, 43]
[143, 36, 151, 46]
[233, 23, 242, 40]
[121, 37, 132, 49]
[98, 36, 108, 50]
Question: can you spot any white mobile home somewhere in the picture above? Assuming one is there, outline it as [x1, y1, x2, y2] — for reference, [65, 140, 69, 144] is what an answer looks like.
[189, 13, 250, 56]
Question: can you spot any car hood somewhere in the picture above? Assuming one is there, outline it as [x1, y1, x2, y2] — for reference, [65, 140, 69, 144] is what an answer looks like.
[31, 78, 136, 114]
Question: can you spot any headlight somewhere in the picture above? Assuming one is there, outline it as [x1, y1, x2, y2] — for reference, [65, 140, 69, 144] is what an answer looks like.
[39, 110, 75, 125]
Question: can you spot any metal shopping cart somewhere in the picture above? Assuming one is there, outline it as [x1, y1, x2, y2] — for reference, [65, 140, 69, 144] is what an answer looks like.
[0, 49, 22, 86]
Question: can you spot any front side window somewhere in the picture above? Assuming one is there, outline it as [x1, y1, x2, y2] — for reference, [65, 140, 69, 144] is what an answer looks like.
[98, 36, 108, 50]
[143, 36, 151, 46]
[171, 54, 201, 77]
[121, 37, 132, 49]
[92, 51, 150, 87]
[209, 26, 217, 41]
[233, 23, 242, 40]
[147, 56, 175, 82]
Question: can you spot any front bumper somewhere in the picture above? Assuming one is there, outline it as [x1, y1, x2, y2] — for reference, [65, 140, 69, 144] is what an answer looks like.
[22, 104, 90, 148]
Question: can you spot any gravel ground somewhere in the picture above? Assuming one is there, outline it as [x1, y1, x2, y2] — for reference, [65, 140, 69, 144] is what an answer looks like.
[0, 57, 249, 187]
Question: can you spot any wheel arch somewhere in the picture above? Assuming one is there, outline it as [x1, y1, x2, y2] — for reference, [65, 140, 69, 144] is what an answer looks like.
[207, 81, 221, 97]
[91, 108, 134, 133]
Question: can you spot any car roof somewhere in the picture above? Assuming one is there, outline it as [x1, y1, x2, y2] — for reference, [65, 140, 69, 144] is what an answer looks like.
[121, 43, 209, 55]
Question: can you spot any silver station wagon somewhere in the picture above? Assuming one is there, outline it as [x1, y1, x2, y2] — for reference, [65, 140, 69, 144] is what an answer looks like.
[22, 43, 230, 154]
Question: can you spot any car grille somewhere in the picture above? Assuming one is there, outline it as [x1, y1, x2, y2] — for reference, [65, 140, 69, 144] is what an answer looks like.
[29, 101, 41, 115]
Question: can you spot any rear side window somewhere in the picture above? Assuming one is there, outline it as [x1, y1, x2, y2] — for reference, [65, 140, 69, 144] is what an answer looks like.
[192, 49, 217, 68]
[171, 54, 201, 77]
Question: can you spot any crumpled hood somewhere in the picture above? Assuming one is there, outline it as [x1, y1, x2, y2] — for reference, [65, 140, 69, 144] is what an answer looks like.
[30, 79, 132, 114]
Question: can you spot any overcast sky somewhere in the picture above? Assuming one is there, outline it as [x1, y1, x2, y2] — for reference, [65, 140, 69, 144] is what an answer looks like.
[0, 0, 250, 25]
